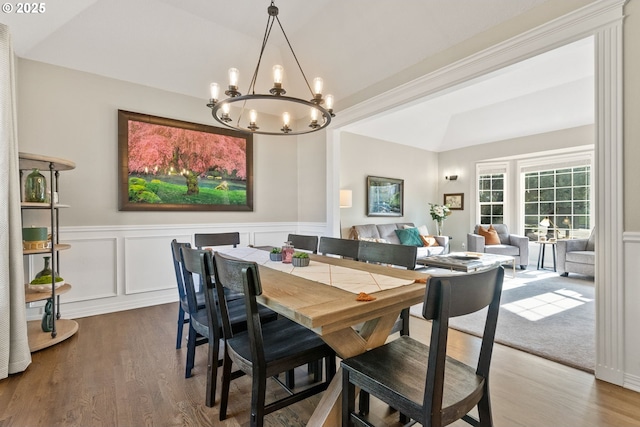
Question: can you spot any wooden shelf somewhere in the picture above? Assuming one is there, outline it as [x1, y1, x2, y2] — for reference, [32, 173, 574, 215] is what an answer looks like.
[18, 152, 75, 171]
[23, 243, 71, 255]
[27, 318, 78, 352]
[25, 283, 72, 304]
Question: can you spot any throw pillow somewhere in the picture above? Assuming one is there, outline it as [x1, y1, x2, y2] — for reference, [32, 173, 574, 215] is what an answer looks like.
[395, 227, 424, 247]
[417, 225, 430, 236]
[478, 225, 501, 245]
[420, 235, 440, 247]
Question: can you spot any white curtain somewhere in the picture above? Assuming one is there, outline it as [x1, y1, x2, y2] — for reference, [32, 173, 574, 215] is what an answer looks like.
[0, 23, 31, 379]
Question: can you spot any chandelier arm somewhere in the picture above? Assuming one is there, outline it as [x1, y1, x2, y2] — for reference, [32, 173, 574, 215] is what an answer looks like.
[274, 15, 315, 98]
[248, 15, 276, 95]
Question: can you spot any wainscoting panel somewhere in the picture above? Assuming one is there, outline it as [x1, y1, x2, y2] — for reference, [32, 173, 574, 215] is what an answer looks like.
[124, 235, 181, 295]
[623, 231, 640, 392]
[30, 222, 328, 321]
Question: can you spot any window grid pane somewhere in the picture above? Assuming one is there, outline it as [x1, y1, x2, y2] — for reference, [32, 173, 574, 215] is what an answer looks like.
[478, 173, 504, 225]
[523, 165, 592, 239]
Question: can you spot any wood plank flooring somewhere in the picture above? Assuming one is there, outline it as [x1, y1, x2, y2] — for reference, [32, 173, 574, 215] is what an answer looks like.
[1, 302, 639, 427]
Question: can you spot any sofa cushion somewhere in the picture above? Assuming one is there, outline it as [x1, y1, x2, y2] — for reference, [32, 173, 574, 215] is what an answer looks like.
[353, 224, 381, 240]
[478, 225, 501, 245]
[395, 228, 423, 247]
[484, 244, 520, 256]
[566, 251, 595, 265]
[377, 224, 402, 244]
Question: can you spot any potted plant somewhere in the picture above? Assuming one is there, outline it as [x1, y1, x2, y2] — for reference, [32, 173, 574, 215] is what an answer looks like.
[291, 251, 310, 267]
[269, 247, 283, 261]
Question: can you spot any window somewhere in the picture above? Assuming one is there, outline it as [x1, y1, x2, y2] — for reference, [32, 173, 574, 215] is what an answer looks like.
[478, 173, 505, 224]
[523, 165, 591, 239]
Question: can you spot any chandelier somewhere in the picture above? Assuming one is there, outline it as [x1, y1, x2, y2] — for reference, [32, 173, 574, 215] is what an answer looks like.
[206, 1, 335, 136]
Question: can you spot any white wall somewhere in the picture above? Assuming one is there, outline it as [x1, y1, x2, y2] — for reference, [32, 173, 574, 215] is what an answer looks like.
[338, 132, 440, 237]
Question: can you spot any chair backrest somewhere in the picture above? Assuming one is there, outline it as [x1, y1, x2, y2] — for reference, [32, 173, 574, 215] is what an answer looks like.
[213, 251, 266, 365]
[421, 265, 504, 419]
[194, 232, 240, 249]
[357, 240, 417, 270]
[180, 246, 222, 335]
[318, 236, 359, 260]
[287, 233, 319, 253]
[171, 239, 192, 305]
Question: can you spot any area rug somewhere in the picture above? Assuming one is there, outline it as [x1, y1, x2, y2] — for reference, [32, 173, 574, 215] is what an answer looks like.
[410, 269, 595, 372]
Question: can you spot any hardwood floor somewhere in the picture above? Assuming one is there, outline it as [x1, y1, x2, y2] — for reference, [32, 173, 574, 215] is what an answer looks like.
[1, 303, 639, 427]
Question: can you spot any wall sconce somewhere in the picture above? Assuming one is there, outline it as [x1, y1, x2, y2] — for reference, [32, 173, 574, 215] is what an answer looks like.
[445, 175, 458, 181]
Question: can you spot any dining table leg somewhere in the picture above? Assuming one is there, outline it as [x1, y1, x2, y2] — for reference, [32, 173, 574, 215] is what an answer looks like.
[307, 311, 401, 426]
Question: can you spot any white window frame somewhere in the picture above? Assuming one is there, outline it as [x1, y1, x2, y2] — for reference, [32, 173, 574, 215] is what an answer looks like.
[516, 151, 594, 238]
[475, 161, 509, 228]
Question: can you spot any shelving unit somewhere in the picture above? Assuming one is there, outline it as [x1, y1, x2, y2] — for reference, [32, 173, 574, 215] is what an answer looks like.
[19, 152, 78, 352]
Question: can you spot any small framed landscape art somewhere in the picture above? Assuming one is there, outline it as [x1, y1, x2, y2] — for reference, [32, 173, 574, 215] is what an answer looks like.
[444, 193, 464, 210]
[118, 110, 253, 211]
[367, 176, 404, 217]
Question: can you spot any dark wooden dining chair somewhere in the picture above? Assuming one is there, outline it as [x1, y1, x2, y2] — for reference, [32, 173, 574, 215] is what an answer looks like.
[212, 250, 337, 427]
[179, 246, 278, 408]
[195, 231, 240, 249]
[318, 236, 359, 260]
[170, 239, 205, 350]
[287, 233, 319, 253]
[341, 265, 505, 427]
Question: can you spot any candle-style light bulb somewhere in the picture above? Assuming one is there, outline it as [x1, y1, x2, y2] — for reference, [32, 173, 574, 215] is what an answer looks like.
[283, 112, 290, 126]
[209, 82, 220, 103]
[228, 68, 239, 88]
[250, 109, 258, 124]
[313, 77, 324, 96]
[222, 103, 230, 115]
[310, 108, 318, 121]
[325, 94, 334, 111]
[273, 65, 284, 84]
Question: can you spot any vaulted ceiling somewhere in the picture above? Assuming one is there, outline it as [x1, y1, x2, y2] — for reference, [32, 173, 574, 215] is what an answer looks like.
[2, 0, 593, 151]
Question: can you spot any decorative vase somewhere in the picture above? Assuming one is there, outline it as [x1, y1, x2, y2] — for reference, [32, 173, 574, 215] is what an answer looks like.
[282, 241, 294, 264]
[436, 220, 444, 236]
[35, 256, 54, 279]
[292, 257, 310, 267]
[25, 168, 47, 202]
[269, 252, 282, 261]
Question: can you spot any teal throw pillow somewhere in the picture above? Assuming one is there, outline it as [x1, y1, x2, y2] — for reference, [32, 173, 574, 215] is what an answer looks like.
[395, 227, 424, 247]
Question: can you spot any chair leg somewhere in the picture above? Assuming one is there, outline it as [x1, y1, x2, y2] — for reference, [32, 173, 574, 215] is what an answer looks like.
[250, 372, 267, 427]
[185, 324, 197, 378]
[219, 352, 233, 421]
[286, 369, 296, 389]
[176, 306, 186, 349]
[476, 384, 494, 427]
[205, 333, 219, 407]
[342, 369, 356, 427]
[358, 391, 370, 415]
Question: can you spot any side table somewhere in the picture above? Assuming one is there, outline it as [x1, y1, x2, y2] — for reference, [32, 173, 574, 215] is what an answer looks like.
[536, 240, 557, 271]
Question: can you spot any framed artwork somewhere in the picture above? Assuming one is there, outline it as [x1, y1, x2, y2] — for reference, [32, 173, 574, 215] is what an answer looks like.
[366, 176, 404, 217]
[118, 110, 253, 211]
[444, 193, 464, 210]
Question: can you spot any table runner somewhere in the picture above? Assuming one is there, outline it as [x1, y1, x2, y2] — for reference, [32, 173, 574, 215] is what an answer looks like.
[216, 247, 415, 295]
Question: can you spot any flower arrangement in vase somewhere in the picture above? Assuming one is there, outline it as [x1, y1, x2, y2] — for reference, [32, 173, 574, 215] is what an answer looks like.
[429, 203, 451, 236]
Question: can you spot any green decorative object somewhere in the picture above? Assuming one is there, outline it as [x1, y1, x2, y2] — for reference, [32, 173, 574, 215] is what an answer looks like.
[22, 227, 48, 241]
[25, 168, 46, 202]
[35, 256, 54, 279]
[41, 298, 53, 332]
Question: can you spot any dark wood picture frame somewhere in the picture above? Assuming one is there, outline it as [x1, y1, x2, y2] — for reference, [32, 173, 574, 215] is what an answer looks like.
[118, 110, 253, 211]
[366, 176, 404, 217]
[444, 193, 464, 210]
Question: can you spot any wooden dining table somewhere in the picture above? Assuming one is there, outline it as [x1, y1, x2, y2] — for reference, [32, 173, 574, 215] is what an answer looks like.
[219, 248, 429, 426]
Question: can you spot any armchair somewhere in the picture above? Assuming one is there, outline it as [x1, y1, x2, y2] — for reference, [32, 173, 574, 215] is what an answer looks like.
[468, 224, 529, 269]
[557, 228, 595, 277]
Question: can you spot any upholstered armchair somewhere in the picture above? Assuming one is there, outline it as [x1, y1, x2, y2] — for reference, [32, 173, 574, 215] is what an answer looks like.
[467, 224, 529, 269]
[557, 228, 595, 277]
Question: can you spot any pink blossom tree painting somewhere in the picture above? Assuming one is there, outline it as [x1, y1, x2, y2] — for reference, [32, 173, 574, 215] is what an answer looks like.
[118, 110, 253, 211]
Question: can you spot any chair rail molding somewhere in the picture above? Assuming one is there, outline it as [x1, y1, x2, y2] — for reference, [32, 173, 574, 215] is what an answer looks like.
[328, 0, 628, 386]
